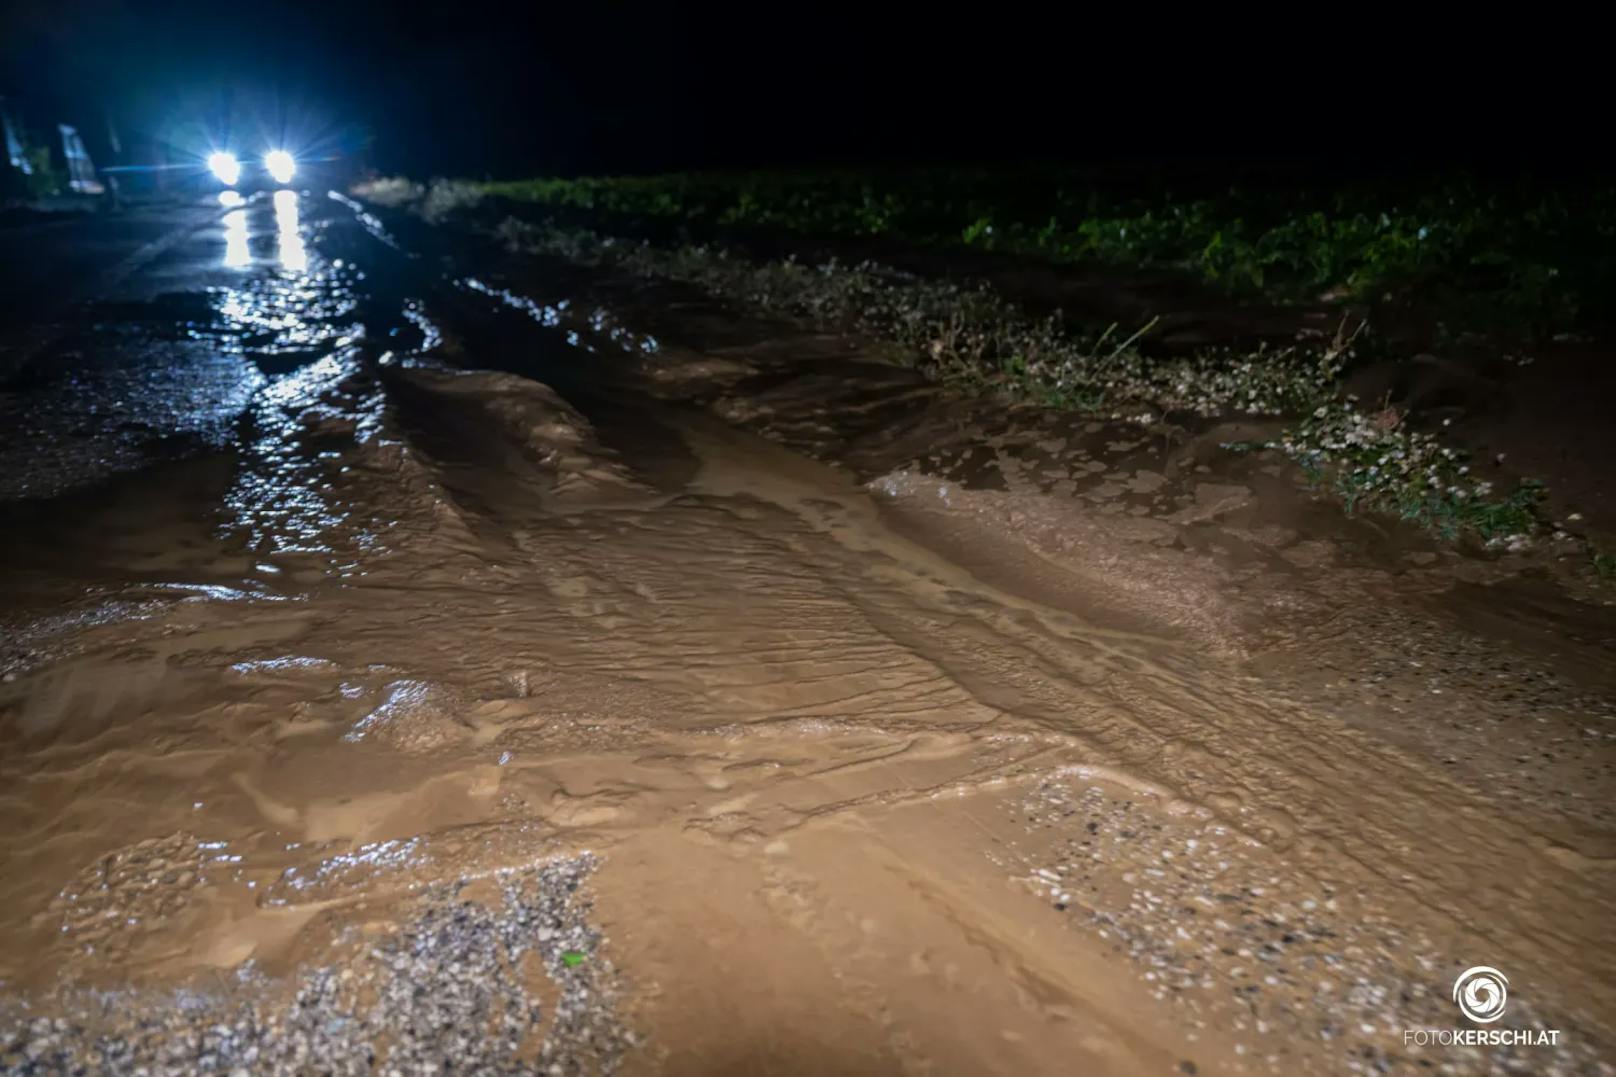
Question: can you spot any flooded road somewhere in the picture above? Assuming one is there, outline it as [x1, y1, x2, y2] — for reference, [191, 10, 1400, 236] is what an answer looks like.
[1, 191, 1613, 1074]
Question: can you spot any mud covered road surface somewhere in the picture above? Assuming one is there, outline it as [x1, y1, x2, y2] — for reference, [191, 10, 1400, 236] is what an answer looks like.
[1, 191, 1613, 1075]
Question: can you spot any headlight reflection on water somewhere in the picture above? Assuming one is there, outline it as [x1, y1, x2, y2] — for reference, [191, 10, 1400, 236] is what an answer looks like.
[275, 189, 306, 273]
[219, 190, 308, 273]
[222, 209, 250, 268]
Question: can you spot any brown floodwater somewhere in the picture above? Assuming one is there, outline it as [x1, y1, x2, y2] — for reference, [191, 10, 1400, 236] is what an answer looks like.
[0, 191, 1612, 1074]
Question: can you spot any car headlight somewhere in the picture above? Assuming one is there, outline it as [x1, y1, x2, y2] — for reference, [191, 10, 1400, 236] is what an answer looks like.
[207, 151, 241, 186]
[263, 149, 296, 185]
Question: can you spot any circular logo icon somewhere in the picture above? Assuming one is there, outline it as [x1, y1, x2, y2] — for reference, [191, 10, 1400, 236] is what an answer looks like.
[1453, 966, 1509, 1023]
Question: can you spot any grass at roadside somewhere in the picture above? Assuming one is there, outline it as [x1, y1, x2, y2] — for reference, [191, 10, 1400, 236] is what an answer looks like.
[354, 177, 1605, 564]
[443, 170, 1616, 339]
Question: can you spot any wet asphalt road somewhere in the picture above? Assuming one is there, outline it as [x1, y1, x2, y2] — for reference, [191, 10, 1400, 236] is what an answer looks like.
[1, 191, 392, 501]
[0, 202, 218, 369]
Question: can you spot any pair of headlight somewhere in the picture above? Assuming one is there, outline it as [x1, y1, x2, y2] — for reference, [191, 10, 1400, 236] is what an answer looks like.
[207, 150, 296, 186]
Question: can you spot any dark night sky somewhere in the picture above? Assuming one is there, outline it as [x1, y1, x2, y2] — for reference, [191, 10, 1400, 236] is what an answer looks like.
[2, 2, 1608, 180]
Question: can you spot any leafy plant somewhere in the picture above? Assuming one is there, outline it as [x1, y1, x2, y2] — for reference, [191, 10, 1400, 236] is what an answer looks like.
[425, 169, 1613, 337]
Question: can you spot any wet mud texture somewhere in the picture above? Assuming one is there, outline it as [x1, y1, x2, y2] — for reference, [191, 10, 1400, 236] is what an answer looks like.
[0, 190, 1612, 1075]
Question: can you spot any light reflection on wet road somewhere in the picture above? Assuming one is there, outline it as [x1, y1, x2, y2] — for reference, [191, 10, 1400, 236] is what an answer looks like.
[0, 191, 367, 502]
[217, 189, 310, 275]
[275, 190, 308, 273]
[221, 207, 250, 268]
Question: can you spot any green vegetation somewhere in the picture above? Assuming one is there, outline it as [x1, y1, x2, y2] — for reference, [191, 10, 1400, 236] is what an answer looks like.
[468, 170, 1616, 336]
[1273, 403, 1545, 545]
[489, 217, 1347, 417]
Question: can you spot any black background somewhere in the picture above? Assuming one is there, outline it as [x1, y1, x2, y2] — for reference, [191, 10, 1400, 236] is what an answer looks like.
[2, 1, 1609, 180]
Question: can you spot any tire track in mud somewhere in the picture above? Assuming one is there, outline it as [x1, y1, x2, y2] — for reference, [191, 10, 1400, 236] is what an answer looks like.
[366, 340, 1615, 1069]
[413, 255, 1615, 1069]
[679, 405, 1616, 1030]
[350, 224, 1616, 1067]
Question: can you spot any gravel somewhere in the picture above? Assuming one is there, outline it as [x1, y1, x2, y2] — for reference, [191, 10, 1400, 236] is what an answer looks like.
[0, 854, 632, 1075]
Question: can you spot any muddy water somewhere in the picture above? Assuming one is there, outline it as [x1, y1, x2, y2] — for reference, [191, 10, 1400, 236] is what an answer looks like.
[0, 193, 1612, 1075]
